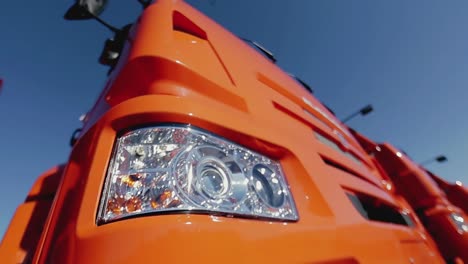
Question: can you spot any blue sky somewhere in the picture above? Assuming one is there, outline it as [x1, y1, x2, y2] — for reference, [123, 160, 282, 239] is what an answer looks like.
[1, 0, 467, 238]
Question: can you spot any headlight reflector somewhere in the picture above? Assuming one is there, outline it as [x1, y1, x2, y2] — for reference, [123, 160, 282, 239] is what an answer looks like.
[98, 125, 298, 223]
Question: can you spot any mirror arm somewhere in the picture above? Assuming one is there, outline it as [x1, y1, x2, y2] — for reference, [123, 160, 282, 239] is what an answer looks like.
[89, 12, 120, 33]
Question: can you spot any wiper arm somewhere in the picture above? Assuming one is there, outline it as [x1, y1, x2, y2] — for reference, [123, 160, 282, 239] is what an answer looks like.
[241, 38, 277, 63]
[288, 73, 314, 94]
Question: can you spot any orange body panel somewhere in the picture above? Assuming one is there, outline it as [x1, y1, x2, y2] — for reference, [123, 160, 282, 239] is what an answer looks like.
[0, 165, 63, 263]
[352, 130, 468, 263]
[427, 170, 468, 214]
[1, 1, 448, 263]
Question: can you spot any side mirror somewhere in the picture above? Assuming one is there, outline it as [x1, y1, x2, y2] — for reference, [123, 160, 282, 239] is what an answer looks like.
[64, 0, 108, 20]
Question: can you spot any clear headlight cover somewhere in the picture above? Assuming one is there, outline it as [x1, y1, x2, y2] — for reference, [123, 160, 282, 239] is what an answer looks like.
[98, 125, 298, 223]
[450, 212, 468, 233]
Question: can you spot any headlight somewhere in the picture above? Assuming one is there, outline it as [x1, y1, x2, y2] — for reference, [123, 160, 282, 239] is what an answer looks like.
[450, 212, 468, 233]
[98, 125, 298, 223]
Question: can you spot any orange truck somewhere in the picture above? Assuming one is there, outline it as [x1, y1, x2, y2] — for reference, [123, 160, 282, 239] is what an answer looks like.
[352, 129, 468, 263]
[426, 169, 468, 215]
[0, 0, 455, 263]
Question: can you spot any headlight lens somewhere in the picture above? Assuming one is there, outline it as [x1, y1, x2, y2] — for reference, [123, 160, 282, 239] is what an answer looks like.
[450, 212, 468, 233]
[98, 125, 298, 223]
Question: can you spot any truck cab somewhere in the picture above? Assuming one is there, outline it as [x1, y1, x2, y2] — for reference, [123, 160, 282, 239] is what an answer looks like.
[0, 1, 447, 263]
[352, 129, 468, 263]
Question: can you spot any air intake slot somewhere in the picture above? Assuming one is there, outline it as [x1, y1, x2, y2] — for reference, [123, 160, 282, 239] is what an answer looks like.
[173, 11, 207, 40]
[314, 131, 362, 167]
[321, 156, 378, 188]
[346, 191, 414, 227]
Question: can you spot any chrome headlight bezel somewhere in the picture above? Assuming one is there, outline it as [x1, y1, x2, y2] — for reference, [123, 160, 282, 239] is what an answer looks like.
[97, 124, 298, 224]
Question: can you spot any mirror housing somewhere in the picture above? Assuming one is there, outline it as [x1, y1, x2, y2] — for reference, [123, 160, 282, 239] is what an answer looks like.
[64, 0, 108, 20]
[99, 24, 132, 67]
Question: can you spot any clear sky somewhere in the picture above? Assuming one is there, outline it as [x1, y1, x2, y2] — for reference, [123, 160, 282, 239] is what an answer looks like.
[1, 0, 467, 238]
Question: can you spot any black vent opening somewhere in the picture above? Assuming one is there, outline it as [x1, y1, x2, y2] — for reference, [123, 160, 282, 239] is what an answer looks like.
[346, 192, 414, 227]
